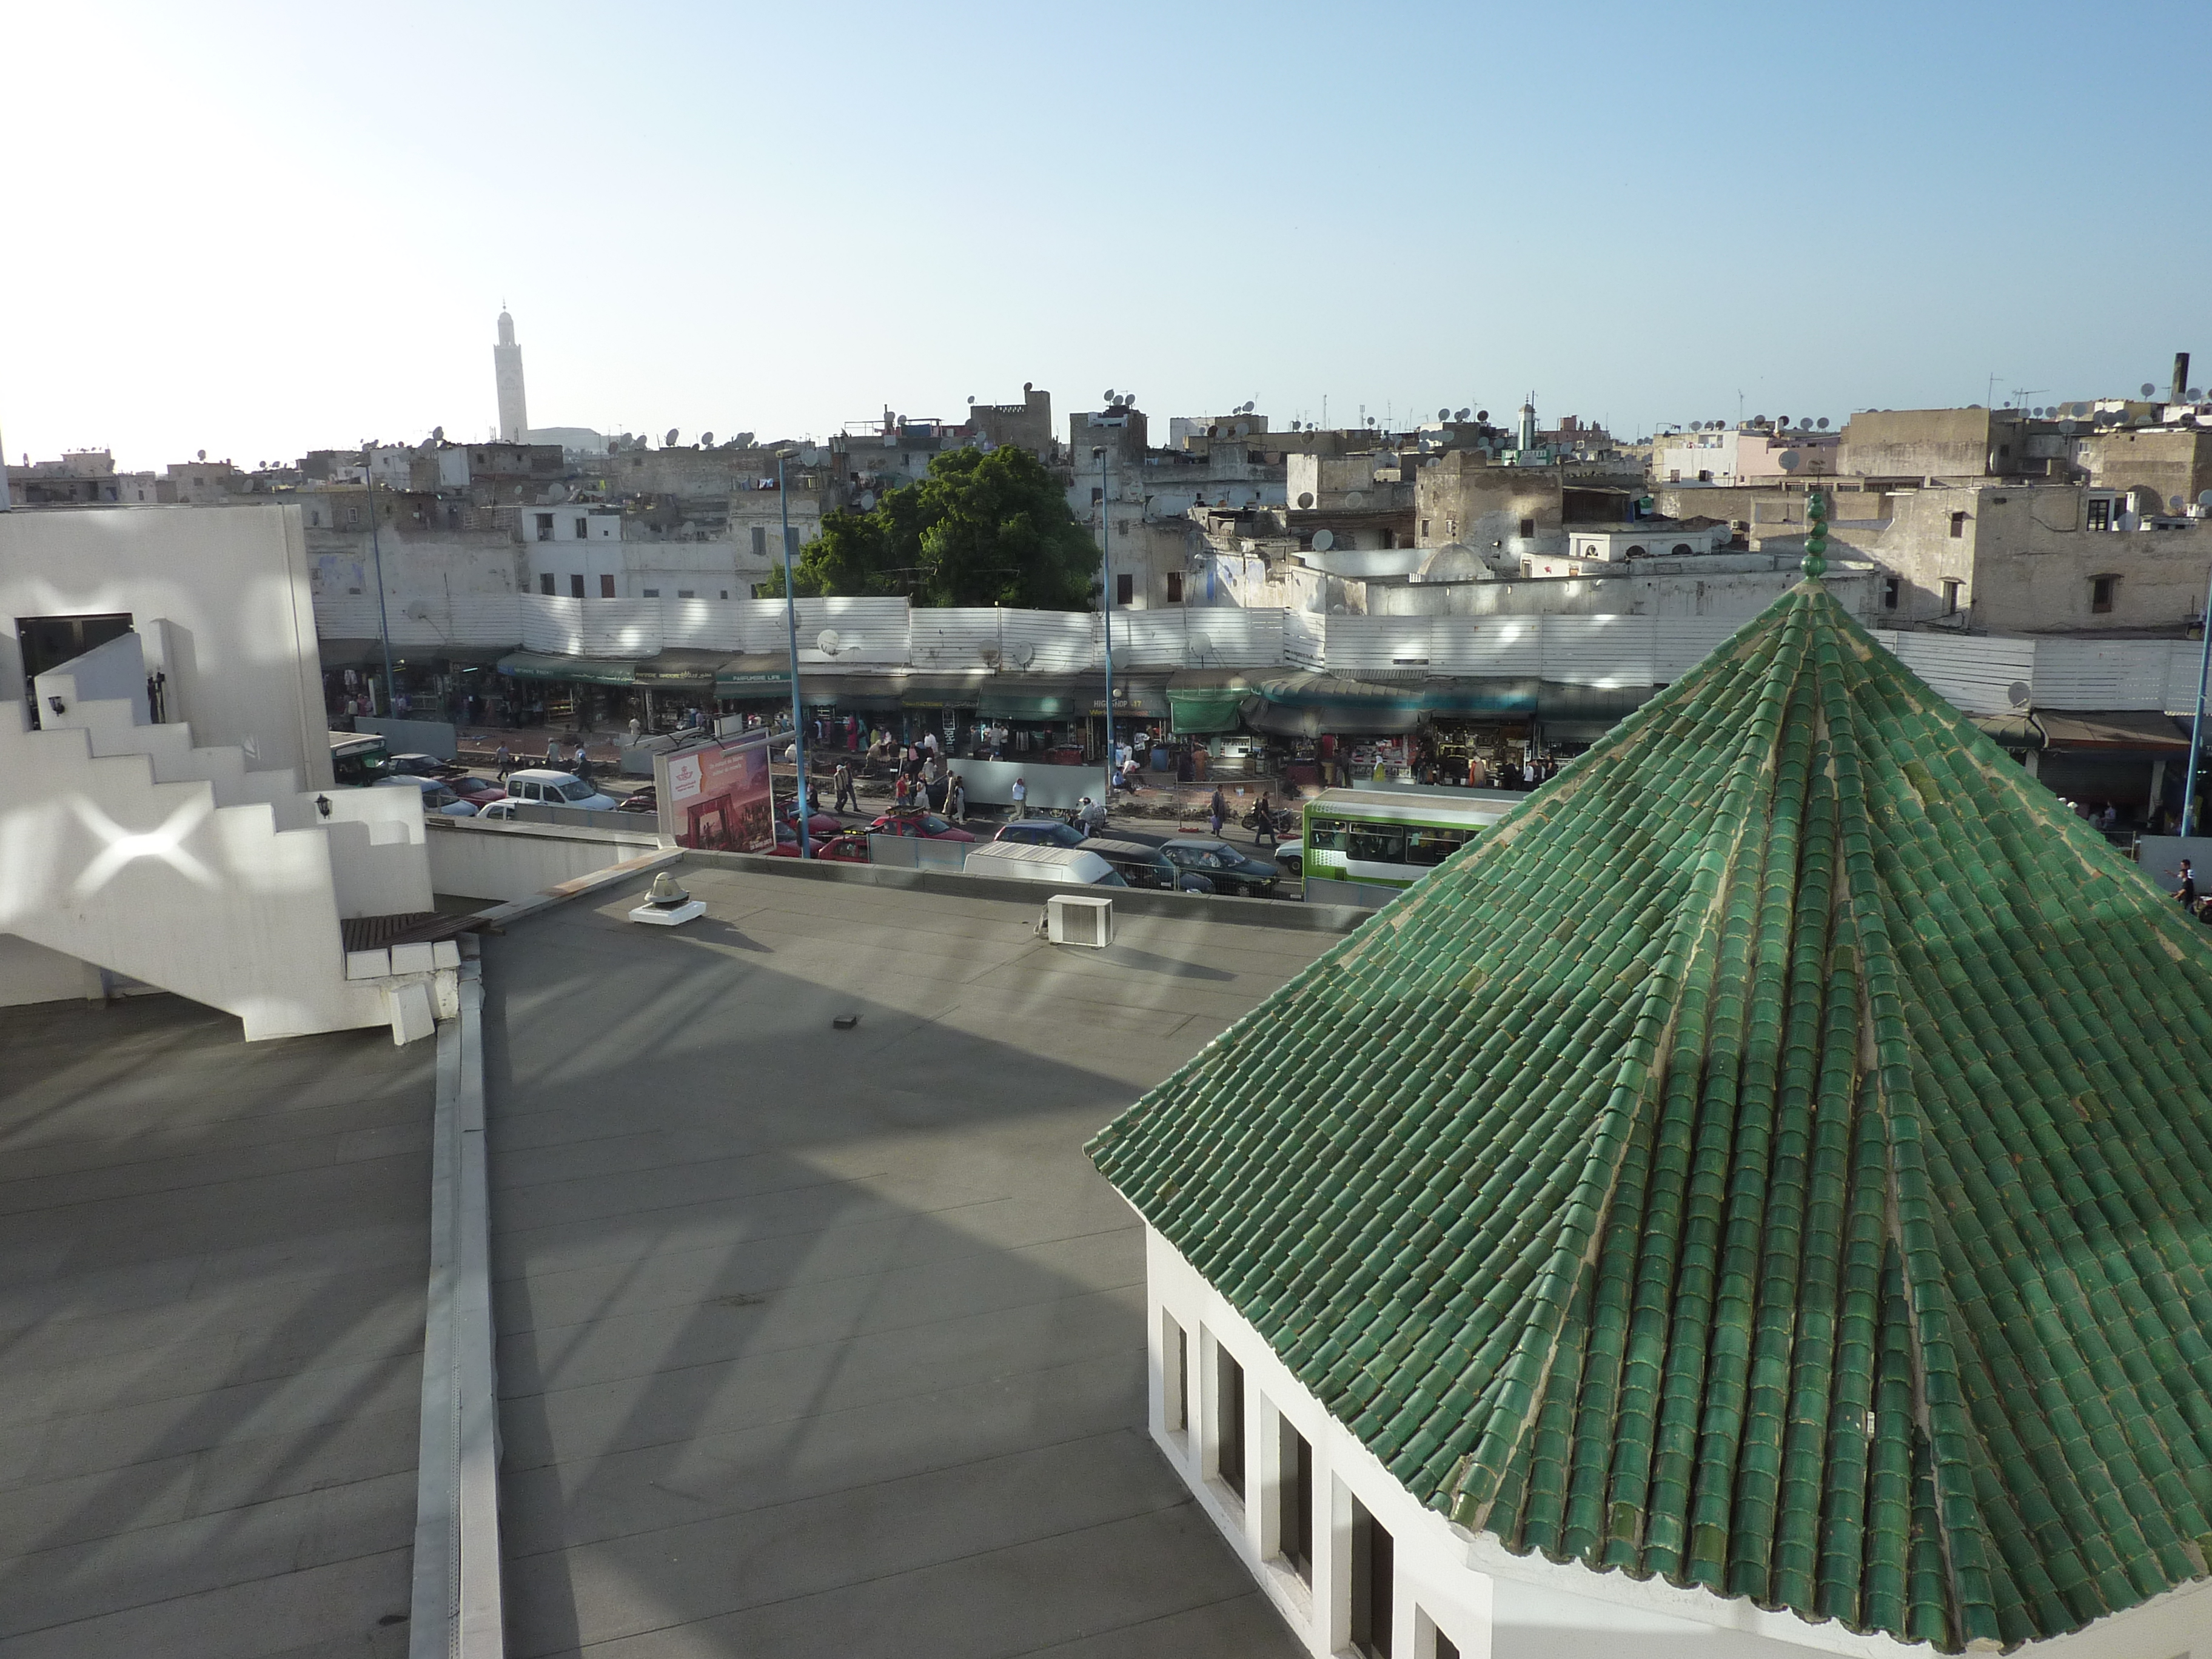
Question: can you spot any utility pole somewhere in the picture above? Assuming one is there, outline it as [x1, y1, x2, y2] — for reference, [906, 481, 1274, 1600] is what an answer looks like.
[2185, 594, 2212, 836]
[778, 452, 811, 857]
[363, 445, 396, 716]
[1095, 445, 1115, 814]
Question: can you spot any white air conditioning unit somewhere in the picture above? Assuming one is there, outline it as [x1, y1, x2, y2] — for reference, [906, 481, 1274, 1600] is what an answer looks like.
[1046, 893, 1113, 948]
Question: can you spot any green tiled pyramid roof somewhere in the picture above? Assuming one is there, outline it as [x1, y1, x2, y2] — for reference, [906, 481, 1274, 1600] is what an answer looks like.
[1088, 582, 2212, 1652]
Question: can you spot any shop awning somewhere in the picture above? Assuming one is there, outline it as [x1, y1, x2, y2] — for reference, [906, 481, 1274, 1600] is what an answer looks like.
[2037, 711, 2191, 750]
[1167, 687, 1247, 734]
[714, 652, 796, 694]
[495, 651, 637, 686]
[979, 680, 1168, 719]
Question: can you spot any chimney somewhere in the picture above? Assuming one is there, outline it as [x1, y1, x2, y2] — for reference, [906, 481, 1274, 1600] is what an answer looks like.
[2174, 352, 2191, 405]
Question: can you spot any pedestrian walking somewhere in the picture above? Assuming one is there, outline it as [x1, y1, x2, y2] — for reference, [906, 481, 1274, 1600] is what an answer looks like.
[2179, 859, 2199, 909]
[1209, 787, 1227, 837]
[495, 742, 513, 781]
[1254, 794, 1279, 848]
[833, 761, 856, 814]
[1011, 776, 1028, 817]
[947, 774, 965, 822]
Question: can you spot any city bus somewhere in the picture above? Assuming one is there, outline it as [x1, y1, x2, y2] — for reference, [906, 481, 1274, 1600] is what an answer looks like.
[1293, 784, 1524, 899]
[329, 730, 392, 786]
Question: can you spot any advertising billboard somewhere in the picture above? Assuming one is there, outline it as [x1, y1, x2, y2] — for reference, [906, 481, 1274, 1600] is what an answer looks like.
[656, 730, 773, 852]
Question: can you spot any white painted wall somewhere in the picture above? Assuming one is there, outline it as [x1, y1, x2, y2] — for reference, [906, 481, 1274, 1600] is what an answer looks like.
[1, 504, 332, 788]
[0, 934, 91, 1008]
[425, 817, 666, 902]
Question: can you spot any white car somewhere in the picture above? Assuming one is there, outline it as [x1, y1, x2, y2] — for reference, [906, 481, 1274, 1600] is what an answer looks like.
[376, 775, 478, 817]
[498, 768, 618, 811]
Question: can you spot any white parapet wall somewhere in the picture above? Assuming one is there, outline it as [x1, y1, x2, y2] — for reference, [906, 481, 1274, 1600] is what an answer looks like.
[425, 817, 670, 902]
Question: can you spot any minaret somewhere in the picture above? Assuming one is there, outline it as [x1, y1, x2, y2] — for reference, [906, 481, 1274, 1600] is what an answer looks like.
[1517, 392, 1538, 452]
[494, 308, 529, 442]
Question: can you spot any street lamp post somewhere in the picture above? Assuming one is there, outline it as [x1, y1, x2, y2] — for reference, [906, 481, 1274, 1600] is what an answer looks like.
[363, 446, 396, 716]
[778, 452, 811, 858]
[1095, 445, 1114, 813]
[2185, 596, 2212, 835]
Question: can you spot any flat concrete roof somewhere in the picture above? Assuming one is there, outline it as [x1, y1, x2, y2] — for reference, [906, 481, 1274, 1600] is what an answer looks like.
[0, 995, 433, 1657]
[485, 864, 1337, 1657]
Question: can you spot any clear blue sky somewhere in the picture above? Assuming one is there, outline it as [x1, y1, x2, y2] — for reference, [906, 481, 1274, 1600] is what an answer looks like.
[5, 1, 2208, 469]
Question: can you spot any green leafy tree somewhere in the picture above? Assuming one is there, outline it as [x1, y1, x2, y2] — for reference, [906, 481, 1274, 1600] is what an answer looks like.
[765, 446, 1097, 609]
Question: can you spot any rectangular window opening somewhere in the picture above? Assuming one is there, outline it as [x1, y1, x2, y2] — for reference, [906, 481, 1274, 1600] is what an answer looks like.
[1518, 517, 1535, 538]
[1116, 572, 1134, 607]
[1949, 510, 1968, 538]
[1882, 575, 1900, 611]
[2091, 575, 2117, 614]
[1216, 1347, 1245, 1501]
[1942, 579, 1962, 615]
[569, 574, 586, 598]
[2087, 498, 2112, 531]
[539, 573, 555, 595]
[751, 526, 768, 557]
[641, 588, 660, 598]
[574, 516, 588, 538]
[1163, 1315, 1188, 1435]
[1278, 1420, 1313, 1584]
[677, 589, 695, 599]
[1166, 571, 1184, 603]
[536, 512, 555, 541]
[598, 574, 616, 598]
[1351, 1496, 1394, 1658]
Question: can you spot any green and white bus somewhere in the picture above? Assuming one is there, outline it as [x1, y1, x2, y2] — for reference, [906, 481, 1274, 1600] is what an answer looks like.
[1293, 785, 1524, 898]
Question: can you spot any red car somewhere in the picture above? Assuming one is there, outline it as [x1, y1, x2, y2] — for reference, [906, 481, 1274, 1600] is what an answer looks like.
[767, 825, 871, 861]
[449, 777, 507, 808]
[864, 810, 977, 842]
[779, 802, 845, 839]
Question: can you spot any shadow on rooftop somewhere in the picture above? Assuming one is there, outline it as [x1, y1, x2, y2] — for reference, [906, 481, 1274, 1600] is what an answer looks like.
[479, 885, 1308, 1659]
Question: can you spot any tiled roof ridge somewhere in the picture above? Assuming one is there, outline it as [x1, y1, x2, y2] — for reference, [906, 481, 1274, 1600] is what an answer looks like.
[1089, 580, 2212, 1652]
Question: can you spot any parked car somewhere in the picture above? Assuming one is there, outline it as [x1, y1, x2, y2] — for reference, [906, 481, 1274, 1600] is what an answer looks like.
[778, 801, 845, 839]
[501, 768, 619, 811]
[1272, 839, 1304, 880]
[615, 786, 657, 815]
[865, 809, 977, 842]
[1159, 837, 1280, 897]
[964, 842, 1126, 887]
[768, 825, 872, 861]
[376, 775, 477, 817]
[994, 818, 1088, 850]
[1081, 837, 1212, 893]
[449, 776, 506, 808]
[387, 752, 461, 779]
[475, 800, 525, 822]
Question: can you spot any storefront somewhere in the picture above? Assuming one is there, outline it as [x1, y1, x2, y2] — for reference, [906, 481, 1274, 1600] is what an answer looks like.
[493, 651, 638, 729]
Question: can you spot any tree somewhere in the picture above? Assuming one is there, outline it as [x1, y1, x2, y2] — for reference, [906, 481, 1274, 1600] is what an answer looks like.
[766, 446, 1097, 609]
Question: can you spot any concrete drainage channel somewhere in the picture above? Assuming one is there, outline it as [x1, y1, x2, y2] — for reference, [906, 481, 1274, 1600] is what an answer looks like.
[409, 951, 504, 1658]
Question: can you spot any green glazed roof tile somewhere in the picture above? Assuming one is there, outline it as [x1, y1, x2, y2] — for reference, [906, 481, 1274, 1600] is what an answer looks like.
[1086, 582, 2212, 1651]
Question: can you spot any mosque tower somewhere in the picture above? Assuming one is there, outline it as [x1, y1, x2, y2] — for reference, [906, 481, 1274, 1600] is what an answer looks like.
[1517, 392, 1538, 452]
[493, 308, 529, 442]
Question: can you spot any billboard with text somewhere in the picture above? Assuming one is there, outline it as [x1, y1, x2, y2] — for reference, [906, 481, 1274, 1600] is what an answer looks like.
[656, 730, 773, 852]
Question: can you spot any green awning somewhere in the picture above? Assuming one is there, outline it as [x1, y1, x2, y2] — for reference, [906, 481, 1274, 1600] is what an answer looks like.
[496, 651, 636, 686]
[1167, 687, 1247, 734]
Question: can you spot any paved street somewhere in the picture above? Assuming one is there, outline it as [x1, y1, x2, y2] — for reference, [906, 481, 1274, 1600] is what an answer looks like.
[483, 865, 1341, 1658]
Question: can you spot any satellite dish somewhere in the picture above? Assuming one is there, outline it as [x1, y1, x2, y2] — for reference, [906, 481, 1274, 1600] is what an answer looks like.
[800, 447, 820, 465]
[2174, 496, 2188, 513]
[2191, 389, 2205, 401]
[1816, 417, 1830, 430]
[1011, 641, 1036, 668]
[665, 428, 680, 447]
[2143, 383, 2159, 398]
[197, 448, 207, 461]
[2060, 420, 2077, 435]
[859, 491, 876, 510]
[1296, 491, 1315, 509]
[1345, 490, 1367, 508]
[1778, 451, 1803, 471]
[404, 600, 430, 620]
[1124, 392, 1136, 406]
[432, 424, 445, 441]
[1235, 421, 1249, 437]
[1241, 401, 1255, 414]
[1438, 406, 1451, 421]
[2007, 680, 2032, 709]
[816, 628, 842, 656]
[2071, 402, 2089, 417]
[2198, 490, 2212, 508]
[701, 431, 714, 447]
[967, 395, 975, 403]
[1776, 414, 1789, 427]
[1311, 529, 1336, 552]
[1456, 408, 1470, 421]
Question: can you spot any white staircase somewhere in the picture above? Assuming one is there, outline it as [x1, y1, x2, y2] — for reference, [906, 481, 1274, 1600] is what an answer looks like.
[0, 646, 444, 1042]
